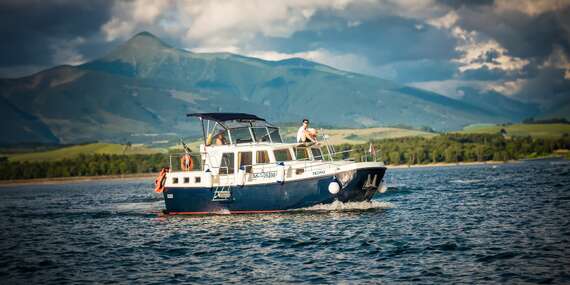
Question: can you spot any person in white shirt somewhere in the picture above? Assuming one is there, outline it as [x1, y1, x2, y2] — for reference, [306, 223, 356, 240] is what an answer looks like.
[296, 119, 317, 144]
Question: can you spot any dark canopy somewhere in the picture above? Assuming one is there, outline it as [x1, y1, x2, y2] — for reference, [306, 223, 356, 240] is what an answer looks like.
[187, 112, 266, 122]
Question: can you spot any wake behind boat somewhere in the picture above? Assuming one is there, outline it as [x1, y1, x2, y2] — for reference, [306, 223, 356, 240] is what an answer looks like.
[154, 113, 386, 214]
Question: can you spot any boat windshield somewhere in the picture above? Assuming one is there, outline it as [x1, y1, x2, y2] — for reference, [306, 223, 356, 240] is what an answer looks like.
[230, 127, 253, 144]
[226, 126, 283, 144]
[251, 127, 271, 143]
[268, 127, 282, 143]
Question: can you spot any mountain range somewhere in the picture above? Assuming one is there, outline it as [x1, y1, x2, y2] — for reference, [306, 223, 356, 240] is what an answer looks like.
[0, 32, 542, 145]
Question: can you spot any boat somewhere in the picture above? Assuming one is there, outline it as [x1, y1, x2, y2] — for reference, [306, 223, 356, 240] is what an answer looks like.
[154, 113, 387, 214]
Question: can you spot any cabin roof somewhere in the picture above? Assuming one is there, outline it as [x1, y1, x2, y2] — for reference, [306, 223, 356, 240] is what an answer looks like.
[187, 112, 266, 122]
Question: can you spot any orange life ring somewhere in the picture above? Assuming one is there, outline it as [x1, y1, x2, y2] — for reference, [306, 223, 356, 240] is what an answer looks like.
[154, 167, 169, 193]
[180, 154, 194, 171]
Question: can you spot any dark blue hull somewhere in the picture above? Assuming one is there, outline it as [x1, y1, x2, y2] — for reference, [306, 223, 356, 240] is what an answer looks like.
[163, 167, 386, 214]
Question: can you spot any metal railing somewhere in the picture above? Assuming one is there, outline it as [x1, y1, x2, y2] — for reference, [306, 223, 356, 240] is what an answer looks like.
[168, 132, 383, 174]
[168, 152, 203, 172]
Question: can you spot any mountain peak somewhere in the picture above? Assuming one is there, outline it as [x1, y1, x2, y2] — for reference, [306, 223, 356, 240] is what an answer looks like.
[98, 31, 173, 63]
[124, 31, 171, 49]
[134, 31, 158, 38]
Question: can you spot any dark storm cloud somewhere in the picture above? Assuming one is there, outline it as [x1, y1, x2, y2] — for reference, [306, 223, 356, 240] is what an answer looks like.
[0, 0, 114, 74]
[457, 6, 570, 59]
[518, 67, 570, 105]
[436, 0, 494, 9]
[263, 11, 459, 66]
[459, 66, 516, 81]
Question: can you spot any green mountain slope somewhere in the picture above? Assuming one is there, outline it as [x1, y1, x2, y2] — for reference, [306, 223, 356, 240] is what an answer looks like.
[0, 32, 533, 144]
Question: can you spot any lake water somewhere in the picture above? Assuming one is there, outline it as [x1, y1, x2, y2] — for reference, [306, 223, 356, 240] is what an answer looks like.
[1, 160, 569, 284]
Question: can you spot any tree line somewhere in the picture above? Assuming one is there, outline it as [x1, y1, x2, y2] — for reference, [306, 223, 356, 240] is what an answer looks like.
[1, 134, 569, 180]
[338, 133, 570, 165]
[0, 154, 169, 180]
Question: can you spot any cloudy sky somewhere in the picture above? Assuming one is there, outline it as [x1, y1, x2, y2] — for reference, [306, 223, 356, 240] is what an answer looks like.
[1, 0, 569, 108]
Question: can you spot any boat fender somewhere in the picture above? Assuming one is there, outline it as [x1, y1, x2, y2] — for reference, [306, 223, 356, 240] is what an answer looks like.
[154, 167, 170, 193]
[180, 154, 194, 171]
[276, 162, 285, 184]
[236, 166, 246, 187]
[203, 169, 213, 188]
[378, 179, 387, 193]
[328, 180, 341, 195]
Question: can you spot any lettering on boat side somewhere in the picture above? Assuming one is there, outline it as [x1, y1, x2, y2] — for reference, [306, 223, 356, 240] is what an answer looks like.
[167, 194, 174, 199]
[312, 170, 326, 176]
[252, 171, 277, 179]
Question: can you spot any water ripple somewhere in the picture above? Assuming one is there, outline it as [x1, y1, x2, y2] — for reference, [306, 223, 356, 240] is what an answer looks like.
[0, 160, 569, 284]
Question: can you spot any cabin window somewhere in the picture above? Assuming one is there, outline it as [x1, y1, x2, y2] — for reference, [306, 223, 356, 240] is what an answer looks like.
[184, 177, 190, 183]
[252, 127, 271, 142]
[311, 148, 324, 160]
[220, 152, 235, 175]
[256, 150, 270, 164]
[274, 149, 293, 162]
[230, 127, 253, 144]
[295, 147, 309, 161]
[195, 177, 201, 183]
[172, 177, 179, 184]
[238, 151, 253, 173]
[268, 127, 282, 143]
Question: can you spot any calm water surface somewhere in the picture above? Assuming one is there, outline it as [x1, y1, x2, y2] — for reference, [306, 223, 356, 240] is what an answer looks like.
[1, 160, 569, 284]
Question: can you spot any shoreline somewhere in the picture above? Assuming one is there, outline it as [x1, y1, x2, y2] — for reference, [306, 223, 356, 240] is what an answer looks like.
[1, 160, 519, 187]
[0, 173, 157, 187]
[2, 157, 566, 187]
[385, 160, 519, 169]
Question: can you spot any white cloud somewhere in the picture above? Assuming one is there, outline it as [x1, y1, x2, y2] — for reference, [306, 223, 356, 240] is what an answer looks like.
[427, 11, 458, 29]
[428, 12, 529, 74]
[102, 0, 356, 46]
[494, 0, 570, 16]
[133, 0, 169, 24]
[486, 79, 527, 96]
[453, 34, 529, 73]
[102, 18, 135, 42]
[102, 0, 171, 41]
[50, 37, 86, 66]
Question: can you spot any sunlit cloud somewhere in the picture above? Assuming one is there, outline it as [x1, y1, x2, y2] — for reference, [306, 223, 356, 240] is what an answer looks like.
[494, 0, 570, 16]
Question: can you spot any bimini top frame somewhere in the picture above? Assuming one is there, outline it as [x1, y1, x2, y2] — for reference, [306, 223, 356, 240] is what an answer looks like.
[187, 112, 282, 145]
[187, 112, 265, 122]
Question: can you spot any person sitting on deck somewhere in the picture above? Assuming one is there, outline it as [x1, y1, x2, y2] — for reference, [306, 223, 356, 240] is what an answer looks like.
[296, 119, 318, 145]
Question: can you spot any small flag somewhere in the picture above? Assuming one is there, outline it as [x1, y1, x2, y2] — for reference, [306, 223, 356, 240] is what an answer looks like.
[369, 143, 376, 154]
